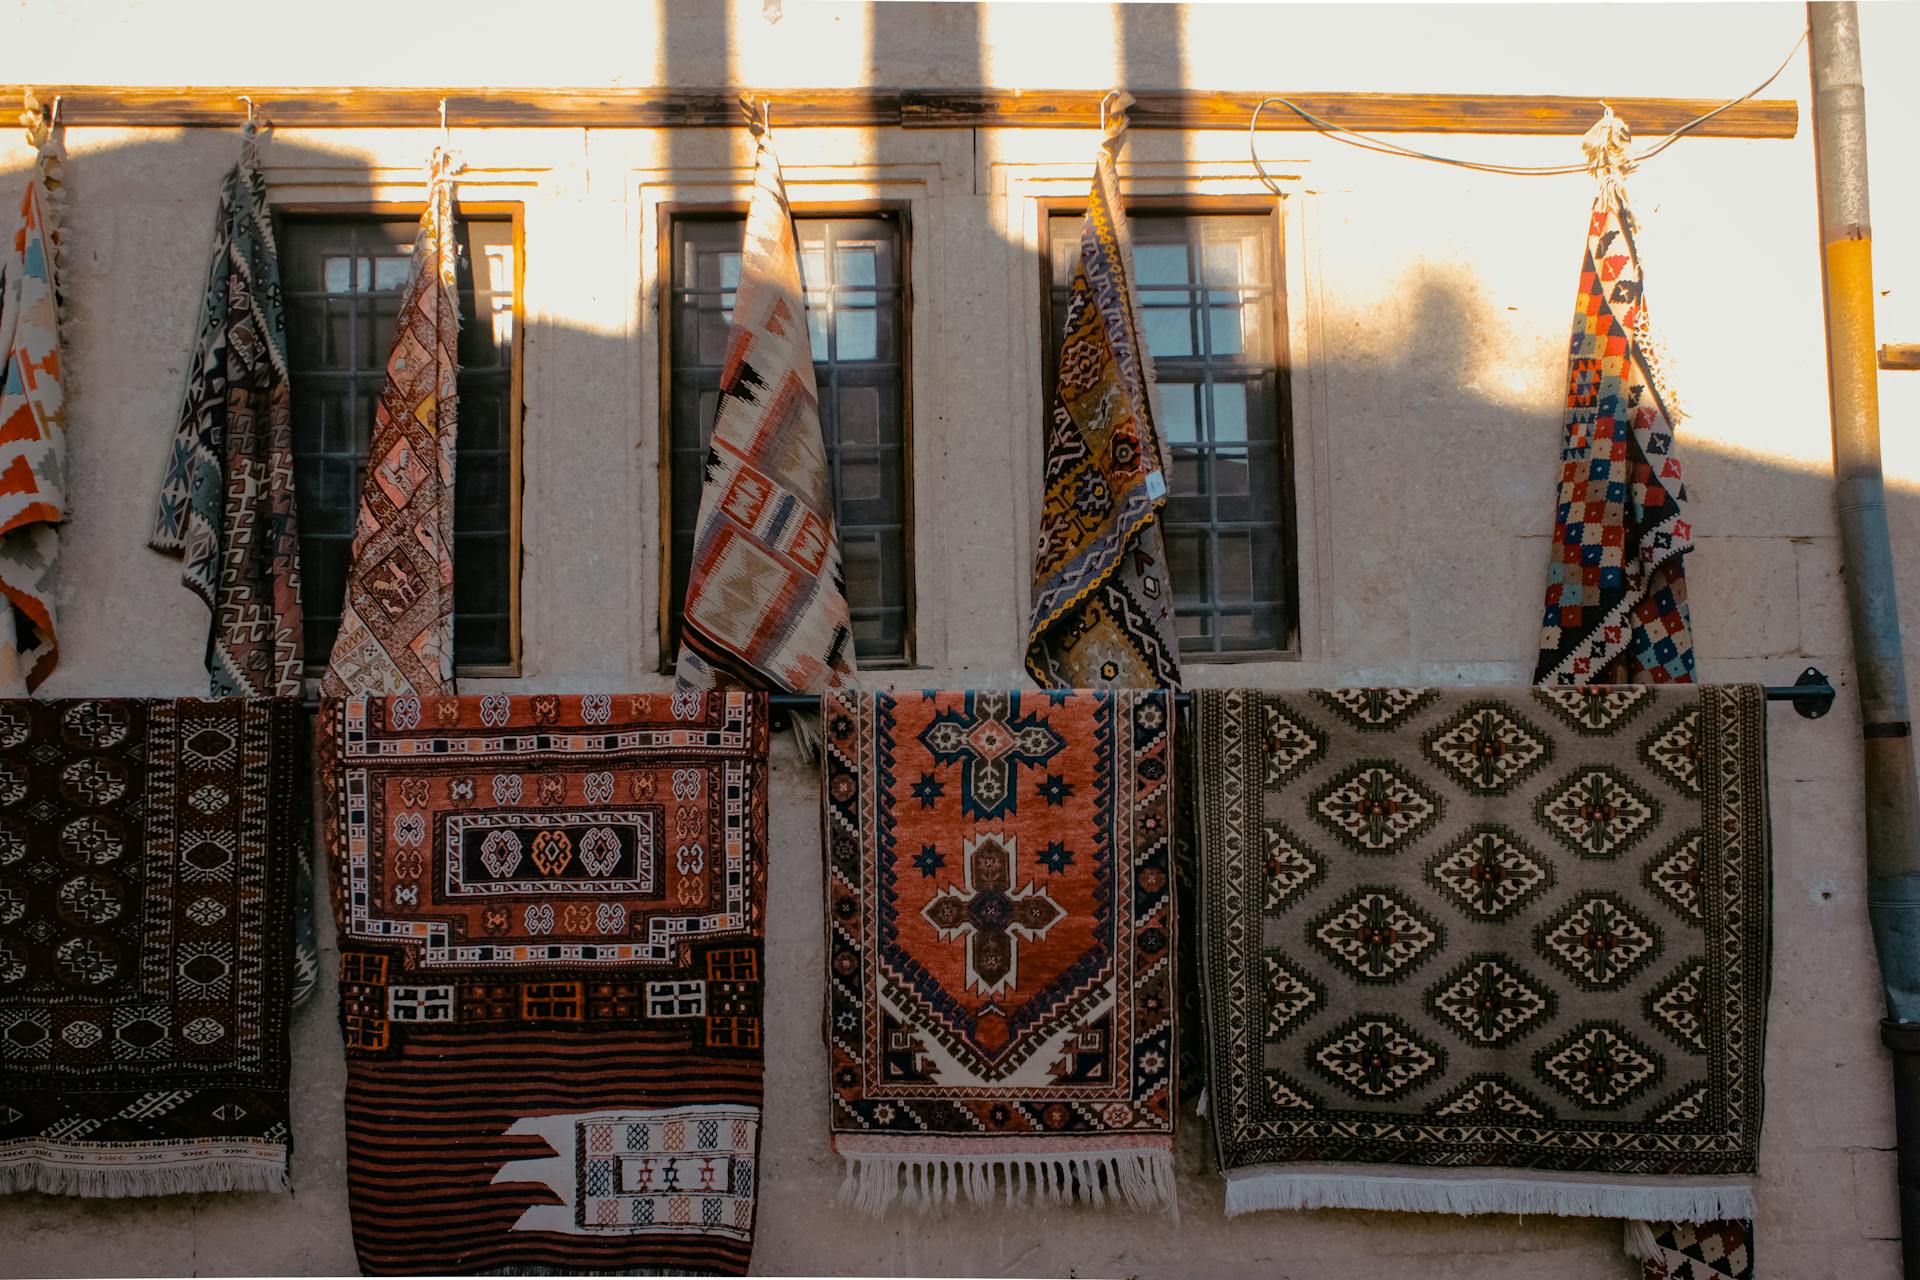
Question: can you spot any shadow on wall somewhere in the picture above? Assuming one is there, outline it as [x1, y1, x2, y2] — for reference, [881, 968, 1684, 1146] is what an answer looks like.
[0, 93, 1897, 1280]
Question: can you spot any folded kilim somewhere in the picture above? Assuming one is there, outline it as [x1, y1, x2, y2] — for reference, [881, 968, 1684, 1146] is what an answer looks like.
[1193, 686, 1767, 1220]
[1024, 108, 1180, 691]
[0, 698, 301, 1197]
[0, 111, 69, 694]
[322, 151, 460, 699]
[321, 691, 770, 1275]
[823, 689, 1177, 1215]
[675, 129, 856, 695]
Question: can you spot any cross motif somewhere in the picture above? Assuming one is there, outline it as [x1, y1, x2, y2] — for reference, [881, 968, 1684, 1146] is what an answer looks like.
[922, 834, 1065, 998]
[918, 691, 1064, 820]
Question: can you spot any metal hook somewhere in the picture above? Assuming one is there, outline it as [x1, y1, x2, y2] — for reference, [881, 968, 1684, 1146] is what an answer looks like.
[48, 95, 61, 131]
[239, 94, 258, 135]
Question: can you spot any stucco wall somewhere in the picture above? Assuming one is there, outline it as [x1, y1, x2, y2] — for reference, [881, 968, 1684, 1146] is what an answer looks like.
[4, 2, 1920, 1276]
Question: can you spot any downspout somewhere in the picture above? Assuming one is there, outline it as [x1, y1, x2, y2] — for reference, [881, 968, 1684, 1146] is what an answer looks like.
[1807, 3, 1920, 1271]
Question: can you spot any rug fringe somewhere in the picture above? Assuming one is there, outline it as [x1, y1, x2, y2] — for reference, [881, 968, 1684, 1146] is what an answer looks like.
[1623, 1218, 1663, 1262]
[1223, 1169, 1753, 1222]
[0, 1156, 290, 1199]
[840, 1148, 1177, 1218]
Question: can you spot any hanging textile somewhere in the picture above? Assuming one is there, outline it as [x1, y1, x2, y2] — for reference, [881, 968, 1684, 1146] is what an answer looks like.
[0, 698, 302, 1197]
[823, 688, 1178, 1215]
[321, 151, 460, 698]
[1533, 113, 1694, 685]
[675, 117, 856, 694]
[149, 128, 304, 700]
[1631, 1218, 1756, 1279]
[0, 100, 70, 694]
[1192, 685, 1767, 1221]
[1025, 96, 1179, 690]
[320, 691, 771, 1275]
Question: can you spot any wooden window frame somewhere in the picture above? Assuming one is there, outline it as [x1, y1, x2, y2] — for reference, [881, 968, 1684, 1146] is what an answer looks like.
[1037, 193, 1300, 662]
[656, 200, 917, 671]
[274, 200, 528, 680]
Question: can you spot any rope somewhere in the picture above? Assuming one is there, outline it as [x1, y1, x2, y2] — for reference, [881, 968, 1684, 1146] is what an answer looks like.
[1249, 29, 1806, 193]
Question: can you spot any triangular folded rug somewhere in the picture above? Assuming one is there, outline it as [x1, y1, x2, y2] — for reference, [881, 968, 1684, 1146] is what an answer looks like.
[321, 692, 770, 1275]
[0, 699, 302, 1196]
[322, 150, 460, 698]
[1192, 686, 1767, 1222]
[1024, 97, 1179, 690]
[822, 689, 1178, 1215]
[1533, 116, 1694, 687]
[675, 122, 856, 695]
[147, 131, 319, 1010]
[0, 104, 70, 694]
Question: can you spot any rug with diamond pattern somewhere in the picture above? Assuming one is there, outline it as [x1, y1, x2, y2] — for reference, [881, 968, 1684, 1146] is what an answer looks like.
[1193, 686, 1768, 1218]
[0, 698, 302, 1197]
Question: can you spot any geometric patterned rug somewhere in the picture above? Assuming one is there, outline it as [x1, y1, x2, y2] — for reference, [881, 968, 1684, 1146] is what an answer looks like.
[1634, 1217, 1756, 1280]
[823, 689, 1177, 1215]
[0, 698, 302, 1196]
[320, 691, 770, 1274]
[1193, 686, 1768, 1219]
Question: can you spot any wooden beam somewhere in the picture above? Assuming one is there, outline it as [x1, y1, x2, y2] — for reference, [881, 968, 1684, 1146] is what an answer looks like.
[1882, 343, 1920, 372]
[3, 86, 1798, 138]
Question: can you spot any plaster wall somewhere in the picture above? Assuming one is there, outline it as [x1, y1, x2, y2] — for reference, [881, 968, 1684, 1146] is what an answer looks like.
[2, 2, 1918, 1276]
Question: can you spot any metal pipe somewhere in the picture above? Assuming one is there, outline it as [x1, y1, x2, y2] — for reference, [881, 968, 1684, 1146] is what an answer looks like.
[1808, 3, 1920, 1270]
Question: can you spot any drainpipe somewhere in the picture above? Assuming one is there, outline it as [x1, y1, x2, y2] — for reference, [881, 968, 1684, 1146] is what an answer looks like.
[1808, 3, 1920, 1271]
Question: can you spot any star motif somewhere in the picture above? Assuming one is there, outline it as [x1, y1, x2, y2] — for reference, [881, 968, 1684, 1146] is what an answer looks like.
[912, 844, 945, 878]
[1035, 774, 1074, 806]
[1036, 840, 1074, 874]
[911, 773, 945, 809]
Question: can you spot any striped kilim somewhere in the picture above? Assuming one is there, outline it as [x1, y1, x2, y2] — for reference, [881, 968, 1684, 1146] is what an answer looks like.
[320, 691, 770, 1275]
[322, 152, 460, 698]
[1193, 686, 1767, 1221]
[1025, 108, 1179, 690]
[149, 132, 304, 701]
[0, 110, 69, 694]
[0, 698, 302, 1197]
[676, 130, 856, 695]
[1533, 176, 1694, 686]
[824, 689, 1178, 1215]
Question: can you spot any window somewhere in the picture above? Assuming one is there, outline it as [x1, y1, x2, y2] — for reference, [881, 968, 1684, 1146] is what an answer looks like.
[1045, 206, 1297, 657]
[280, 210, 522, 675]
[663, 211, 910, 666]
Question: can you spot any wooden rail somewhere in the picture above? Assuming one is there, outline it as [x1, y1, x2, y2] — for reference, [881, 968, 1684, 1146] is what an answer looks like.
[4, 86, 1798, 137]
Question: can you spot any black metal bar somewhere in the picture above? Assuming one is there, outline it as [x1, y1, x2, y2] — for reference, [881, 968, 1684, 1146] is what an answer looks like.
[296, 667, 1837, 716]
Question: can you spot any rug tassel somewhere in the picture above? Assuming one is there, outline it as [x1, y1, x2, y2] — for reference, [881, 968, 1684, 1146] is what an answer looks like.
[1623, 1219, 1662, 1262]
[837, 1149, 1176, 1217]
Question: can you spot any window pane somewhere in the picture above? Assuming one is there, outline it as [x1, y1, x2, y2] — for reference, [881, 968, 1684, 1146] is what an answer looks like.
[666, 214, 910, 665]
[281, 214, 519, 671]
[1046, 209, 1293, 656]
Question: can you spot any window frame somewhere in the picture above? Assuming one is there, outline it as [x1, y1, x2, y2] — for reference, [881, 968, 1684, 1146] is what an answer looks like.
[273, 200, 528, 680]
[655, 199, 918, 672]
[1037, 194, 1301, 662]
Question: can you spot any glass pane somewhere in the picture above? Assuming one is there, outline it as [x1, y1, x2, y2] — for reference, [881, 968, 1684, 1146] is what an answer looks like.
[836, 246, 877, 287]
[372, 256, 410, 291]
[1133, 243, 1190, 286]
[1158, 382, 1200, 445]
[1207, 305, 1245, 357]
[837, 308, 878, 361]
[839, 386, 881, 446]
[1211, 383, 1249, 444]
[1141, 302, 1194, 358]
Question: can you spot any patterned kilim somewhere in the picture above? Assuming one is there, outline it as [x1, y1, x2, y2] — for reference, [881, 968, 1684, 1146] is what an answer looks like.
[149, 133, 304, 701]
[823, 689, 1178, 1215]
[1533, 182, 1694, 685]
[676, 132, 856, 695]
[320, 691, 770, 1275]
[322, 152, 460, 698]
[1635, 1218, 1756, 1279]
[1193, 686, 1767, 1220]
[1024, 114, 1179, 690]
[0, 698, 301, 1197]
[0, 112, 69, 694]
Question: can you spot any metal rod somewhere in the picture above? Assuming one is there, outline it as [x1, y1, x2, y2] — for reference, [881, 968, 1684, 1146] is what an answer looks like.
[1808, 5, 1920, 1273]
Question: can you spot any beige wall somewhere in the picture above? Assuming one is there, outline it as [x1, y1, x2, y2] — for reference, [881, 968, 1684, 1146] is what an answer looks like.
[4, 2, 1919, 1276]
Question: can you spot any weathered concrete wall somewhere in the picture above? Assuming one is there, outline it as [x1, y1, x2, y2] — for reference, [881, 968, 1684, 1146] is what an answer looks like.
[3, 2, 1919, 1275]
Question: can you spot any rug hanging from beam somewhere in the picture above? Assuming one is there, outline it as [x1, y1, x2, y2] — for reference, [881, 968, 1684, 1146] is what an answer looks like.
[0, 698, 302, 1197]
[676, 127, 856, 695]
[0, 105, 69, 694]
[823, 688, 1177, 1215]
[321, 691, 770, 1275]
[1024, 102, 1180, 690]
[322, 150, 460, 698]
[1193, 686, 1767, 1220]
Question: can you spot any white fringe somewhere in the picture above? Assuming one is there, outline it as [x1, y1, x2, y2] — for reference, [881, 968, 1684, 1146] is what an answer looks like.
[839, 1148, 1178, 1219]
[1623, 1218, 1663, 1262]
[1223, 1166, 1754, 1222]
[0, 1157, 290, 1199]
